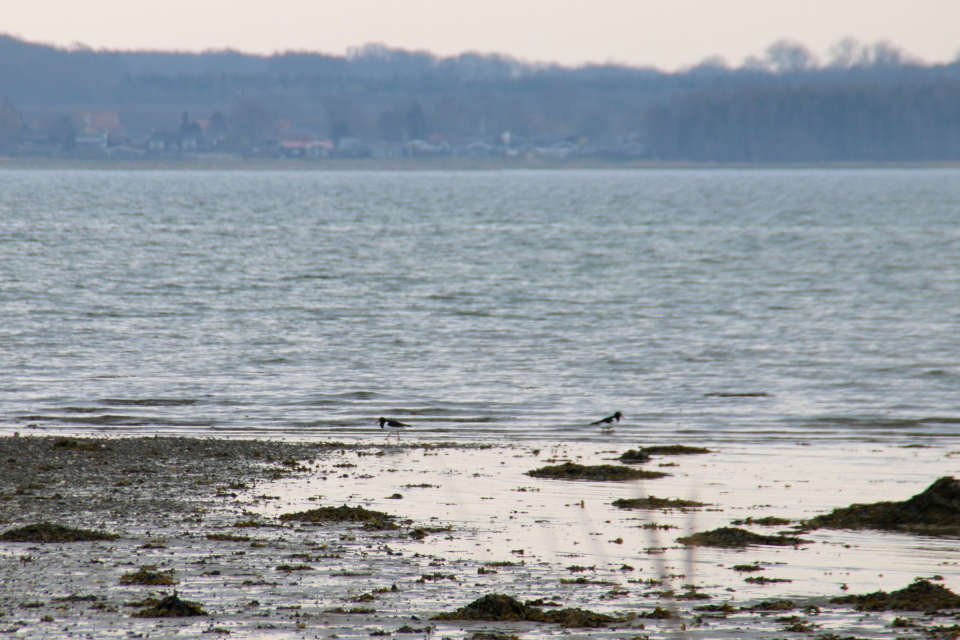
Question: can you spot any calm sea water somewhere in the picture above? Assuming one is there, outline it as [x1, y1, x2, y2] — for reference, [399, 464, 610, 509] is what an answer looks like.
[1, 169, 958, 443]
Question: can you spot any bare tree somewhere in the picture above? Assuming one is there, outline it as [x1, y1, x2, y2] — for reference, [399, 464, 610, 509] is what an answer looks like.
[827, 38, 868, 69]
[765, 40, 818, 73]
[0, 96, 22, 150]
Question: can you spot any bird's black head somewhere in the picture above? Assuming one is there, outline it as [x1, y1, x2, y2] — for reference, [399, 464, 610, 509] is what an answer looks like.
[378, 417, 386, 428]
[614, 411, 623, 421]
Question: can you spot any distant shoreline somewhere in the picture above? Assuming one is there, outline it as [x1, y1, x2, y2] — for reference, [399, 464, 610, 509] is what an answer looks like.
[2, 156, 959, 171]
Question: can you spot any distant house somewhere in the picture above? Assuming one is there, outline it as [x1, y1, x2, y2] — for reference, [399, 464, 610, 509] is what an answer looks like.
[370, 143, 404, 158]
[461, 141, 494, 157]
[405, 139, 450, 156]
[180, 135, 199, 151]
[277, 139, 334, 158]
[16, 129, 61, 156]
[146, 130, 199, 155]
[515, 142, 539, 157]
[536, 140, 580, 160]
[74, 132, 108, 155]
[335, 137, 370, 157]
[77, 110, 124, 136]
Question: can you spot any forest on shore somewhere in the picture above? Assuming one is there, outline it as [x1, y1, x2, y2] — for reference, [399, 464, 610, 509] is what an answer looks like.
[1, 34, 959, 162]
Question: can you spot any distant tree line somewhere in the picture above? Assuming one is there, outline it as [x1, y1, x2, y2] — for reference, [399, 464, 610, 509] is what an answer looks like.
[1, 33, 960, 160]
[645, 80, 960, 161]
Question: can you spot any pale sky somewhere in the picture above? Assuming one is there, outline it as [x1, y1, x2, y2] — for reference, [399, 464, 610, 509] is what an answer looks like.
[4, 0, 959, 70]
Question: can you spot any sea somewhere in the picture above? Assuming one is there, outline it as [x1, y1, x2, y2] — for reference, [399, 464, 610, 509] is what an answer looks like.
[2, 168, 959, 444]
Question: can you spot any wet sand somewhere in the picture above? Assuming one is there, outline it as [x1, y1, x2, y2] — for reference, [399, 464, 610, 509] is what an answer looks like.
[1, 434, 958, 639]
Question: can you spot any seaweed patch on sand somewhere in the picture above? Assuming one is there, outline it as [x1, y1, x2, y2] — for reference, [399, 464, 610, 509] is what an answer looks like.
[612, 496, 706, 510]
[731, 516, 793, 526]
[279, 505, 398, 530]
[131, 591, 207, 618]
[0, 522, 119, 543]
[831, 579, 960, 612]
[635, 445, 712, 456]
[617, 449, 651, 463]
[619, 445, 711, 463]
[430, 593, 623, 628]
[526, 462, 668, 481]
[805, 476, 960, 537]
[119, 565, 177, 586]
[677, 527, 810, 548]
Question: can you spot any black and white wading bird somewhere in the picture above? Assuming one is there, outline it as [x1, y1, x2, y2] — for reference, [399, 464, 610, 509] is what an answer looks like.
[378, 417, 411, 439]
[590, 411, 623, 429]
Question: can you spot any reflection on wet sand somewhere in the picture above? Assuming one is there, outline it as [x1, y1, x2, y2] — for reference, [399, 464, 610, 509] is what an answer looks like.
[0, 435, 958, 638]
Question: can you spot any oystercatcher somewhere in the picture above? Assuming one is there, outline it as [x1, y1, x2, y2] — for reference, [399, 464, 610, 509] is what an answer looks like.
[590, 411, 623, 426]
[378, 417, 411, 439]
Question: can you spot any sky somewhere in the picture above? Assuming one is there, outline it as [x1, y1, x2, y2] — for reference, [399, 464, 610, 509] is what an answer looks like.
[4, 0, 960, 70]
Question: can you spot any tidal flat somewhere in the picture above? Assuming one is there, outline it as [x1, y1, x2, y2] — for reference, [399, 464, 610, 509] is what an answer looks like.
[0, 435, 958, 639]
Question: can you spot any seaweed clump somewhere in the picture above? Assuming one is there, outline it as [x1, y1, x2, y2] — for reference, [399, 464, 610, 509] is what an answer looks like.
[431, 594, 622, 628]
[805, 476, 960, 537]
[677, 527, 810, 548]
[618, 449, 651, 464]
[119, 565, 177, 586]
[831, 579, 960, 612]
[131, 591, 206, 618]
[612, 495, 706, 511]
[279, 505, 397, 530]
[731, 516, 793, 526]
[526, 462, 668, 482]
[635, 445, 712, 456]
[619, 445, 711, 463]
[0, 522, 118, 543]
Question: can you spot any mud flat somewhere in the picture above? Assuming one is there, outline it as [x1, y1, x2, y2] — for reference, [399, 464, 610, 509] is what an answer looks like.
[1, 435, 960, 639]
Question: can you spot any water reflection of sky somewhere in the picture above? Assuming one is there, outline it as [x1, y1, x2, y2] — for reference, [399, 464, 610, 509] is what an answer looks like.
[251, 440, 960, 608]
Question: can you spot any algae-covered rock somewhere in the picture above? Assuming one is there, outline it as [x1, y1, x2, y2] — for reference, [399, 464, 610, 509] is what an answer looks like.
[618, 449, 652, 464]
[540, 608, 620, 628]
[279, 505, 397, 530]
[431, 593, 530, 622]
[635, 445, 712, 456]
[51, 439, 106, 452]
[638, 606, 673, 619]
[619, 445, 711, 464]
[612, 495, 706, 511]
[731, 516, 793, 526]
[805, 477, 960, 537]
[131, 591, 206, 618]
[0, 522, 119, 543]
[831, 579, 960, 612]
[119, 565, 176, 586]
[526, 462, 668, 481]
[431, 594, 622, 628]
[677, 527, 810, 548]
[742, 599, 796, 612]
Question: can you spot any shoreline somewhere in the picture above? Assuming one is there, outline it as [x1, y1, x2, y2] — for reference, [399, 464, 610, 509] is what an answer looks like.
[2, 156, 960, 171]
[1, 435, 958, 639]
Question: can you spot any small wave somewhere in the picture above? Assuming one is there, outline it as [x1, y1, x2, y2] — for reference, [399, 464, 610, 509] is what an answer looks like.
[279, 273, 338, 281]
[100, 398, 199, 407]
[704, 392, 771, 398]
[335, 391, 379, 400]
[249, 357, 291, 365]
[393, 408, 454, 416]
[18, 413, 213, 427]
[801, 415, 960, 429]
